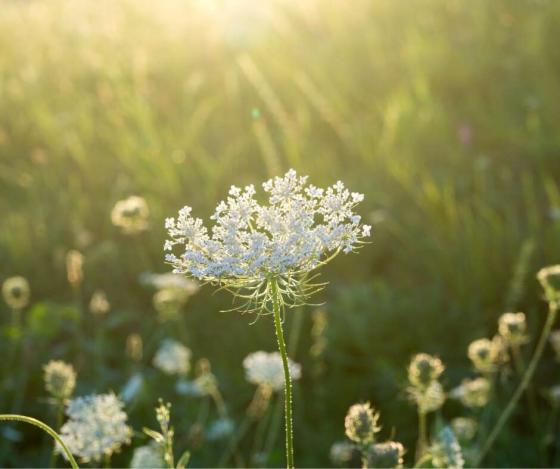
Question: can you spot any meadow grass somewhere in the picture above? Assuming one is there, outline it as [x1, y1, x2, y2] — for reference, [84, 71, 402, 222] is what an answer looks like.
[1, 0, 560, 466]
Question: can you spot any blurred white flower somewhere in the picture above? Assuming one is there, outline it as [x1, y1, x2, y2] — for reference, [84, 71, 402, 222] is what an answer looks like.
[467, 337, 503, 373]
[329, 440, 355, 465]
[165, 169, 370, 309]
[430, 426, 464, 469]
[111, 195, 149, 234]
[153, 339, 191, 376]
[59, 393, 132, 463]
[409, 380, 446, 414]
[450, 377, 491, 408]
[130, 443, 164, 468]
[498, 312, 528, 346]
[243, 351, 301, 391]
[43, 360, 76, 401]
[140, 272, 200, 295]
[206, 418, 235, 441]
[451, 417, 478, 442]
[89, 290, 110, 315]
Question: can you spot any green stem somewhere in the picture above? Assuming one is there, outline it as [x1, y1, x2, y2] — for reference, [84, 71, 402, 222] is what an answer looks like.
[49, 402, 65, 468]
[270, 278, 295, 469]
[475, 302, 558, 465]
[0, 414, 78, 469]
[416, 410, 427, 462]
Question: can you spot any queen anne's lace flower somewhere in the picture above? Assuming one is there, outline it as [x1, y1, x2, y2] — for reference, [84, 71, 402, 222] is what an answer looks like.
[59, 393, 132, 463]
[165, 169, 370, 310]
[153, 339, 191, 376]
[140, 272, 200, 295]
[243, 351, 301, 391]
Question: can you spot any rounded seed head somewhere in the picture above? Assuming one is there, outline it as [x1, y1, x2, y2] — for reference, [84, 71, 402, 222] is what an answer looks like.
[368, 441, 405, 468]
[451, 417, 478, 442]
[44, 360, 77, 400]
[450, 377, 491, 408]
[408, 353, 445, 389]
[498, 312, 528, 345]
[111, 195, 149, 234]
[344, 402, 381, 445]
[467, 337, 502, 373]
[2, 276, 30, 310]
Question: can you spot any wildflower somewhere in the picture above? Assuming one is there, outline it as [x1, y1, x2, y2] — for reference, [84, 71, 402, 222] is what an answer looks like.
[537, 265, 560, 305]
[467, 337, 502, 373]
[66, 250, 84, 287]
[344, 402, 381, 445]
[153, 288, 189, 321]
[409, 381, 446, 414]
[59, 393, 132, 463]
[89, 290, 110, 315]
[111, 195, 149, 234]
[498, 312, 528, 346]
[450, 377, 491, 408]
[130, 443, 165, 468]
[206, 418, 234, 441]
[451, 417, 477, 442]
[126, 333, 143, 362]
[2, 276, 30, 310]
[243, 351, 301, 391]
[44, 360, 76, 401]
[408, 354, 444, 390]
[430, 426, 464, 469]
[368, 441, 405, 468]
[164, 169, 370, 311]
[329, 441, 355, 466]
[140, 272, 199, 296]
[153, 339, 191, 376]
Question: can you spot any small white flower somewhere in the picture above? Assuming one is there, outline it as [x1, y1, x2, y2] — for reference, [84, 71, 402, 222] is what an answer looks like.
[140, 272, 200, 295]
[130, 443, 165, 468]
[450, 377, 491, 408]
[59, 393, 132, 463]
[153, 339, 191, 376]
[2, 276, 30, 310]
[430, 426, 464, 469]
[243, 351, 301, 391]
[44, 360, 76, 401]
[344, 402, 381, 445]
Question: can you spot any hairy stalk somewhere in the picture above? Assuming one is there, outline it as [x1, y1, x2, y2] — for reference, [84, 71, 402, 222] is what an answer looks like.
[476, 302, 558, 465]
[270, 278, 294, 468]
[0, 414, 78, 469]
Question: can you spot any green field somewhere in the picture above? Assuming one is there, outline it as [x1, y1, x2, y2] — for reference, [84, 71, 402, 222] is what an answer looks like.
[1, 0, 560, 467]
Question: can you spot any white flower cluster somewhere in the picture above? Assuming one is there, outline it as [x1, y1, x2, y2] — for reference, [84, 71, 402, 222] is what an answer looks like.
[140, 272, 200, 295]
[165, 169, 370, 283]
[43, 360, 76, 401]
[59, 393, 132, 463]
[153, 339, 191, 376]
[243, 351, 301, 391]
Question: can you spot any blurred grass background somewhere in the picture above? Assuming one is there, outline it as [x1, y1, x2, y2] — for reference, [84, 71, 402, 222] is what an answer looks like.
[1, 0, 560, 466]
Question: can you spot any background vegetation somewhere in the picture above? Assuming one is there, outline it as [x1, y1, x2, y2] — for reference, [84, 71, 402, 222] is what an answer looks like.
[1, 0, 560, 466]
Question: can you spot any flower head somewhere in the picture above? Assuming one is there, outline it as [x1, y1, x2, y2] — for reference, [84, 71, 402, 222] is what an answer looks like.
[59, 393, 132, 463]
[140, 272, 200, 296]
[408, 353, 444, 390]
[243, 351, 301, 391]
[498, 312, 528, 346]
[430, 426, 464, 469]
[89, 290, 110, 315]
[153, 339, 191, 376]
[165, 169, 370, 311]
[111, 195, 149, 234]
[329, 441, 355, 466]
[467, 337, 502, 373]
[368, 441, 405, 468]
[451, 417, 478, 442]
[44, 360, 76, 401]
[538, 265, 560, 305]
[344, 402, 381, 445]
[409, 380, 446, 414]
[2, 276, 30, 310]
[130, 443, 165, 468]
[450, 377, 491, 408]
[206, 418, 235, 441]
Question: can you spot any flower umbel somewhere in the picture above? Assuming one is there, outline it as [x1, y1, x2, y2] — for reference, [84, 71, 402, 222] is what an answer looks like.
[165, 169, 370, 313]
[58, 393, 132, 463]
[153, 339, 191, 376]
[243, 351, 301, 392]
